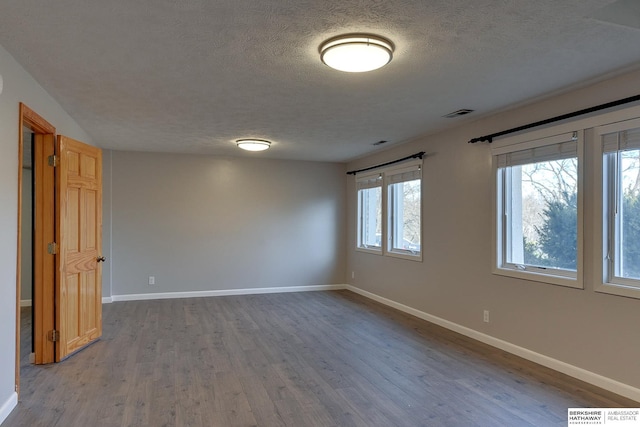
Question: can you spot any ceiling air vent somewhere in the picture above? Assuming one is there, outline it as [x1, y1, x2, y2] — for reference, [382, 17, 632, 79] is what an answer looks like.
[443, 109, 474, 118]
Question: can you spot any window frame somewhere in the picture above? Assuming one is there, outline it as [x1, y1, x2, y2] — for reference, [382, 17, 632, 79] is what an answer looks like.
[355, 172, 383, 255]
[492, 130, 584, 289]
[594, 117, 640, 300]
[385, 163, 423, 261]
[354, 160, 423, 261]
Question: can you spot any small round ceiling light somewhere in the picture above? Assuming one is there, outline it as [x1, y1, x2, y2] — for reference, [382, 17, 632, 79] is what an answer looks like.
[320, 34, 394, 73]
[236, 139, 271, 152]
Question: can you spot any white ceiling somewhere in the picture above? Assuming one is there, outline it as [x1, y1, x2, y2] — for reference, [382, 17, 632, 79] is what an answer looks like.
[1, 0, 640, 162]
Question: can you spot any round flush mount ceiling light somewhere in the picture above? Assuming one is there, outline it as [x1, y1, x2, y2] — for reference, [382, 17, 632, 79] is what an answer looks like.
[320, 34, 394, 73]
[236, 139, 271, 152]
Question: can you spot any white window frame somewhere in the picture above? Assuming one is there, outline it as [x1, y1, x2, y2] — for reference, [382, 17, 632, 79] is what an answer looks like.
[356, 172, 383, 254]
[355, 160, 422, 261]
[492, 130, 584, 289]
[594, 117, 640, 300]
[386, 163, 422, 261]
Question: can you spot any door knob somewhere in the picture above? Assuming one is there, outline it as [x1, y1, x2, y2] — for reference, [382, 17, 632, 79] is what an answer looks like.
[97, 256, 106, 263]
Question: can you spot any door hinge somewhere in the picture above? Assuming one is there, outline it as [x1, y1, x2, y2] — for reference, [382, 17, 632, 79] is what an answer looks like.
[48, 330, 60, 342]
[47, 242, 58, 255]
[48, 155, 57, 167]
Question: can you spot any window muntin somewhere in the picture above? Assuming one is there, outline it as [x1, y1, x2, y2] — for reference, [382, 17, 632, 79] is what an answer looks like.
[495, 132, 581, 284]
[356, 174, 382, 252]
[602, 126, 640, 289]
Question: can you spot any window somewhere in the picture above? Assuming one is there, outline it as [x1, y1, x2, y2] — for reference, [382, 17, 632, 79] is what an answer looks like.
[387, 166, 421, 257]
[600, 121, 640, 296]
[356, 174, 382, 252]
[494, 131, 582, 287]
[489, 105, 640, 297]
[355, 161, 422, 260]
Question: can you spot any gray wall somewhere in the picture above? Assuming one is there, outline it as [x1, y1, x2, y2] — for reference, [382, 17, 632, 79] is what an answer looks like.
[107, 150, 346, 296]
[346, 69, 640, 391]
[0, 43, 92, 418]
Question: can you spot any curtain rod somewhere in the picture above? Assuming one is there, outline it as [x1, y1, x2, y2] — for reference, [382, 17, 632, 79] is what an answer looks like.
[468, 94, 640, 144]
[346, 151, 425, 175]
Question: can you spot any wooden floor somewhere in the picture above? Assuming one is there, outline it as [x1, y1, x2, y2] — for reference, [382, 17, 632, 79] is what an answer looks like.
[4, 290, 637, 427]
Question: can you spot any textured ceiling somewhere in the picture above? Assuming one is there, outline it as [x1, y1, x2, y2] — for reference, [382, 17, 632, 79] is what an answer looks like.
[1, 0, 640, 162]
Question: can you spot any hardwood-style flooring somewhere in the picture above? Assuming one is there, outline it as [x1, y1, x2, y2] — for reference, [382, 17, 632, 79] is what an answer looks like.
[4, 290, 637, 426]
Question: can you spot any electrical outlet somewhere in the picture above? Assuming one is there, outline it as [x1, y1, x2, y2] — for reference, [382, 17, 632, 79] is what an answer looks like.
[351, 271, 355, 279]
[483, 310, 490, 323]
[148, 276, 155, 285]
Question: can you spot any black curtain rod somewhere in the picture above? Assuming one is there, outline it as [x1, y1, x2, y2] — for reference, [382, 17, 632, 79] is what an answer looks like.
[468, 94, 640, 144]
[346, 151, 425, 175]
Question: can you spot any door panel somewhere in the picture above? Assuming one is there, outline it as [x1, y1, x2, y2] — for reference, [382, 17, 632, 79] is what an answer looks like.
[55, 135, 103, 361]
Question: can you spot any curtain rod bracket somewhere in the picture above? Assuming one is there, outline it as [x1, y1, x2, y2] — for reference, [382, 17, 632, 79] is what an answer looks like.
[469, 136, 492, 144]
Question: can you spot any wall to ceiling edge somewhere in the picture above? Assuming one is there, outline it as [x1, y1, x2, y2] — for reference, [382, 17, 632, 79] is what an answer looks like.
[345, 68, 640, 399]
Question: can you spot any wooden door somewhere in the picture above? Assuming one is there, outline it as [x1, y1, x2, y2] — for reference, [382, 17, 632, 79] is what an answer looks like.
[55, 135, 103, 361]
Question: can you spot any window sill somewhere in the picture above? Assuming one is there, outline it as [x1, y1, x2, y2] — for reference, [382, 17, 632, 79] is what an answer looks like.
[493, 266, 582, 289]
[595, 282, 640, 300]
[355, 246, 382, 256]
[386, 250, 422, 262]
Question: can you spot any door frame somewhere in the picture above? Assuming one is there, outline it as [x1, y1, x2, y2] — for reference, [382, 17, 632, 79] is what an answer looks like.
[16, 103, 56, 393]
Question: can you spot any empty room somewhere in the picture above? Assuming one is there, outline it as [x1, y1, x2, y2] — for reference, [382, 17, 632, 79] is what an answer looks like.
[1, 1, 640, 426]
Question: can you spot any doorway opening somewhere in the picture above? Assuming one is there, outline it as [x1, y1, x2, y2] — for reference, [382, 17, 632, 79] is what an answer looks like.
[16, 103, 56, 395]
[19, 126, 34, 365]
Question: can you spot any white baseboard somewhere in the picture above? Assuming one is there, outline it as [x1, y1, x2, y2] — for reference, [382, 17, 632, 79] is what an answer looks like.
[345, 285, 640, 403]
[0, 392, 17, 425]
[102, 297, 113, 304]
[110, 284, 346, 302]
